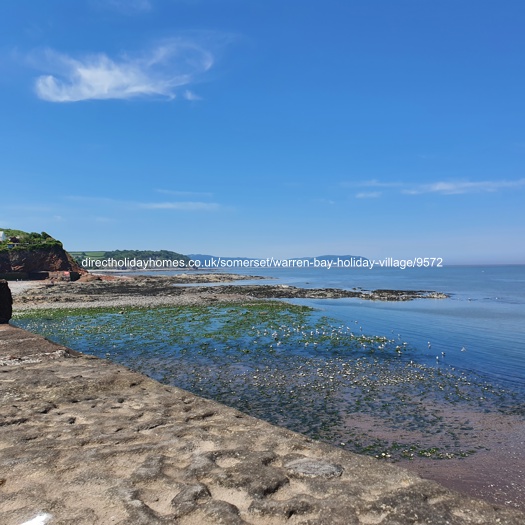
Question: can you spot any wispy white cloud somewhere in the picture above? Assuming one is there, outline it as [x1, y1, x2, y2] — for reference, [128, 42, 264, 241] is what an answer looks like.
[344, 178, 525, 197]
[355, 191, 382, 199]
[33, 39, 213, 102]
[183, 89, 202, 101]
[402, 179, 525, 195]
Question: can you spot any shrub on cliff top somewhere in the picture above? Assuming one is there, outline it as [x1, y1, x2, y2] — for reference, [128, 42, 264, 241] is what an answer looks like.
[0, 228, 63, 252]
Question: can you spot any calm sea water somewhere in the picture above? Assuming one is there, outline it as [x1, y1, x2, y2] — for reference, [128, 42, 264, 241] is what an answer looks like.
[14, 263, 525, 473]
[147, 264, 525, 387]
[14, 263, 525, 506]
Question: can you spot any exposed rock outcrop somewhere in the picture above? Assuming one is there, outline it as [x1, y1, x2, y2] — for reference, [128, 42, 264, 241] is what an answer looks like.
[0, 245, 85, 275]
[0, 279, 12, 323]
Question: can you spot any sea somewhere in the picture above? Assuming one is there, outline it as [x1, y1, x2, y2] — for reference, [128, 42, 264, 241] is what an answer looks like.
[172, 264, 525, 388]
[13, 263, 525, 508]
[15, 263, 525, 398]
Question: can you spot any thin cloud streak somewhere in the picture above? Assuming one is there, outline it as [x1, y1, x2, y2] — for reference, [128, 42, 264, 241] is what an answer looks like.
[33, 39, 213, 102]
[345, 178, 525, 197]
[403, 179, 525, 195]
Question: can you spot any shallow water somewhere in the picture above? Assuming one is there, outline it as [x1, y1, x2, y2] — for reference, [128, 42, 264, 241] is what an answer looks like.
[13, 301, 523, 459]
[13, 265, 525, 510]
[111, 264, 525, 386]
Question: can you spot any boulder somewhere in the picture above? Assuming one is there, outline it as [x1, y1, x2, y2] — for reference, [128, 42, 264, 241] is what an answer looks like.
[0, 279, 12, 323]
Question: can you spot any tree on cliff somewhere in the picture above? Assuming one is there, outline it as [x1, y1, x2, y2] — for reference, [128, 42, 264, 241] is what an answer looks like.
[0, 228, 84, 275]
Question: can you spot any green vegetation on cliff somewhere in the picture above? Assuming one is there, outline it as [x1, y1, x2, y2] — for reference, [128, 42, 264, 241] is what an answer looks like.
[0, 228, 63, 252]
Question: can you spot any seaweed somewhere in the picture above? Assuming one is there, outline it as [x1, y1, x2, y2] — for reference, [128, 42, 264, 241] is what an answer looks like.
[13, 302, 521, 462]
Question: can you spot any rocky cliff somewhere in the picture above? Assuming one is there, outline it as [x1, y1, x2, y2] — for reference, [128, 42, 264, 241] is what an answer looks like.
[0, 245, 85, 275]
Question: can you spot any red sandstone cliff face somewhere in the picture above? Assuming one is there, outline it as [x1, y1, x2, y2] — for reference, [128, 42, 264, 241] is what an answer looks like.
[0, 246, 85, 274]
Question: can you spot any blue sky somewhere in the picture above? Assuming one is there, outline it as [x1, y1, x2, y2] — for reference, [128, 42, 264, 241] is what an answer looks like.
[1, 0, 524, 264]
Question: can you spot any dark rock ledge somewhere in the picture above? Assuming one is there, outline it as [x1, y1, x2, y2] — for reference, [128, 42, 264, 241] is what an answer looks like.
[13, 275, 449, 309]
[1, 324, 523, 525]
[199, 284, 449, 301]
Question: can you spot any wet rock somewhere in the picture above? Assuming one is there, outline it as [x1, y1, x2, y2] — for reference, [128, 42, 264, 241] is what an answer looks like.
[201, 284, 449, 301]
[0, 279, 12, 323]
[13, 275, 449, 311]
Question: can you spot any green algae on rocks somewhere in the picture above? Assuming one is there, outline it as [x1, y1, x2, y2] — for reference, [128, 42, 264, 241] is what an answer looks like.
[13, 302, 521, 463]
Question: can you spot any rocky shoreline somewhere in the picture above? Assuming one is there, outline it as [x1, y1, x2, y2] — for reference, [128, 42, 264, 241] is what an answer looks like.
[2, 323, 524, 524]
[11, 274, 448, 311]
[4, 274, 524, 525]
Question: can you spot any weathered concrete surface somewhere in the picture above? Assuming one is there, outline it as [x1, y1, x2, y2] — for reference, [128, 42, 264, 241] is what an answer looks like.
[0, 280, 13, 323]
[1, 325, 523, 525]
